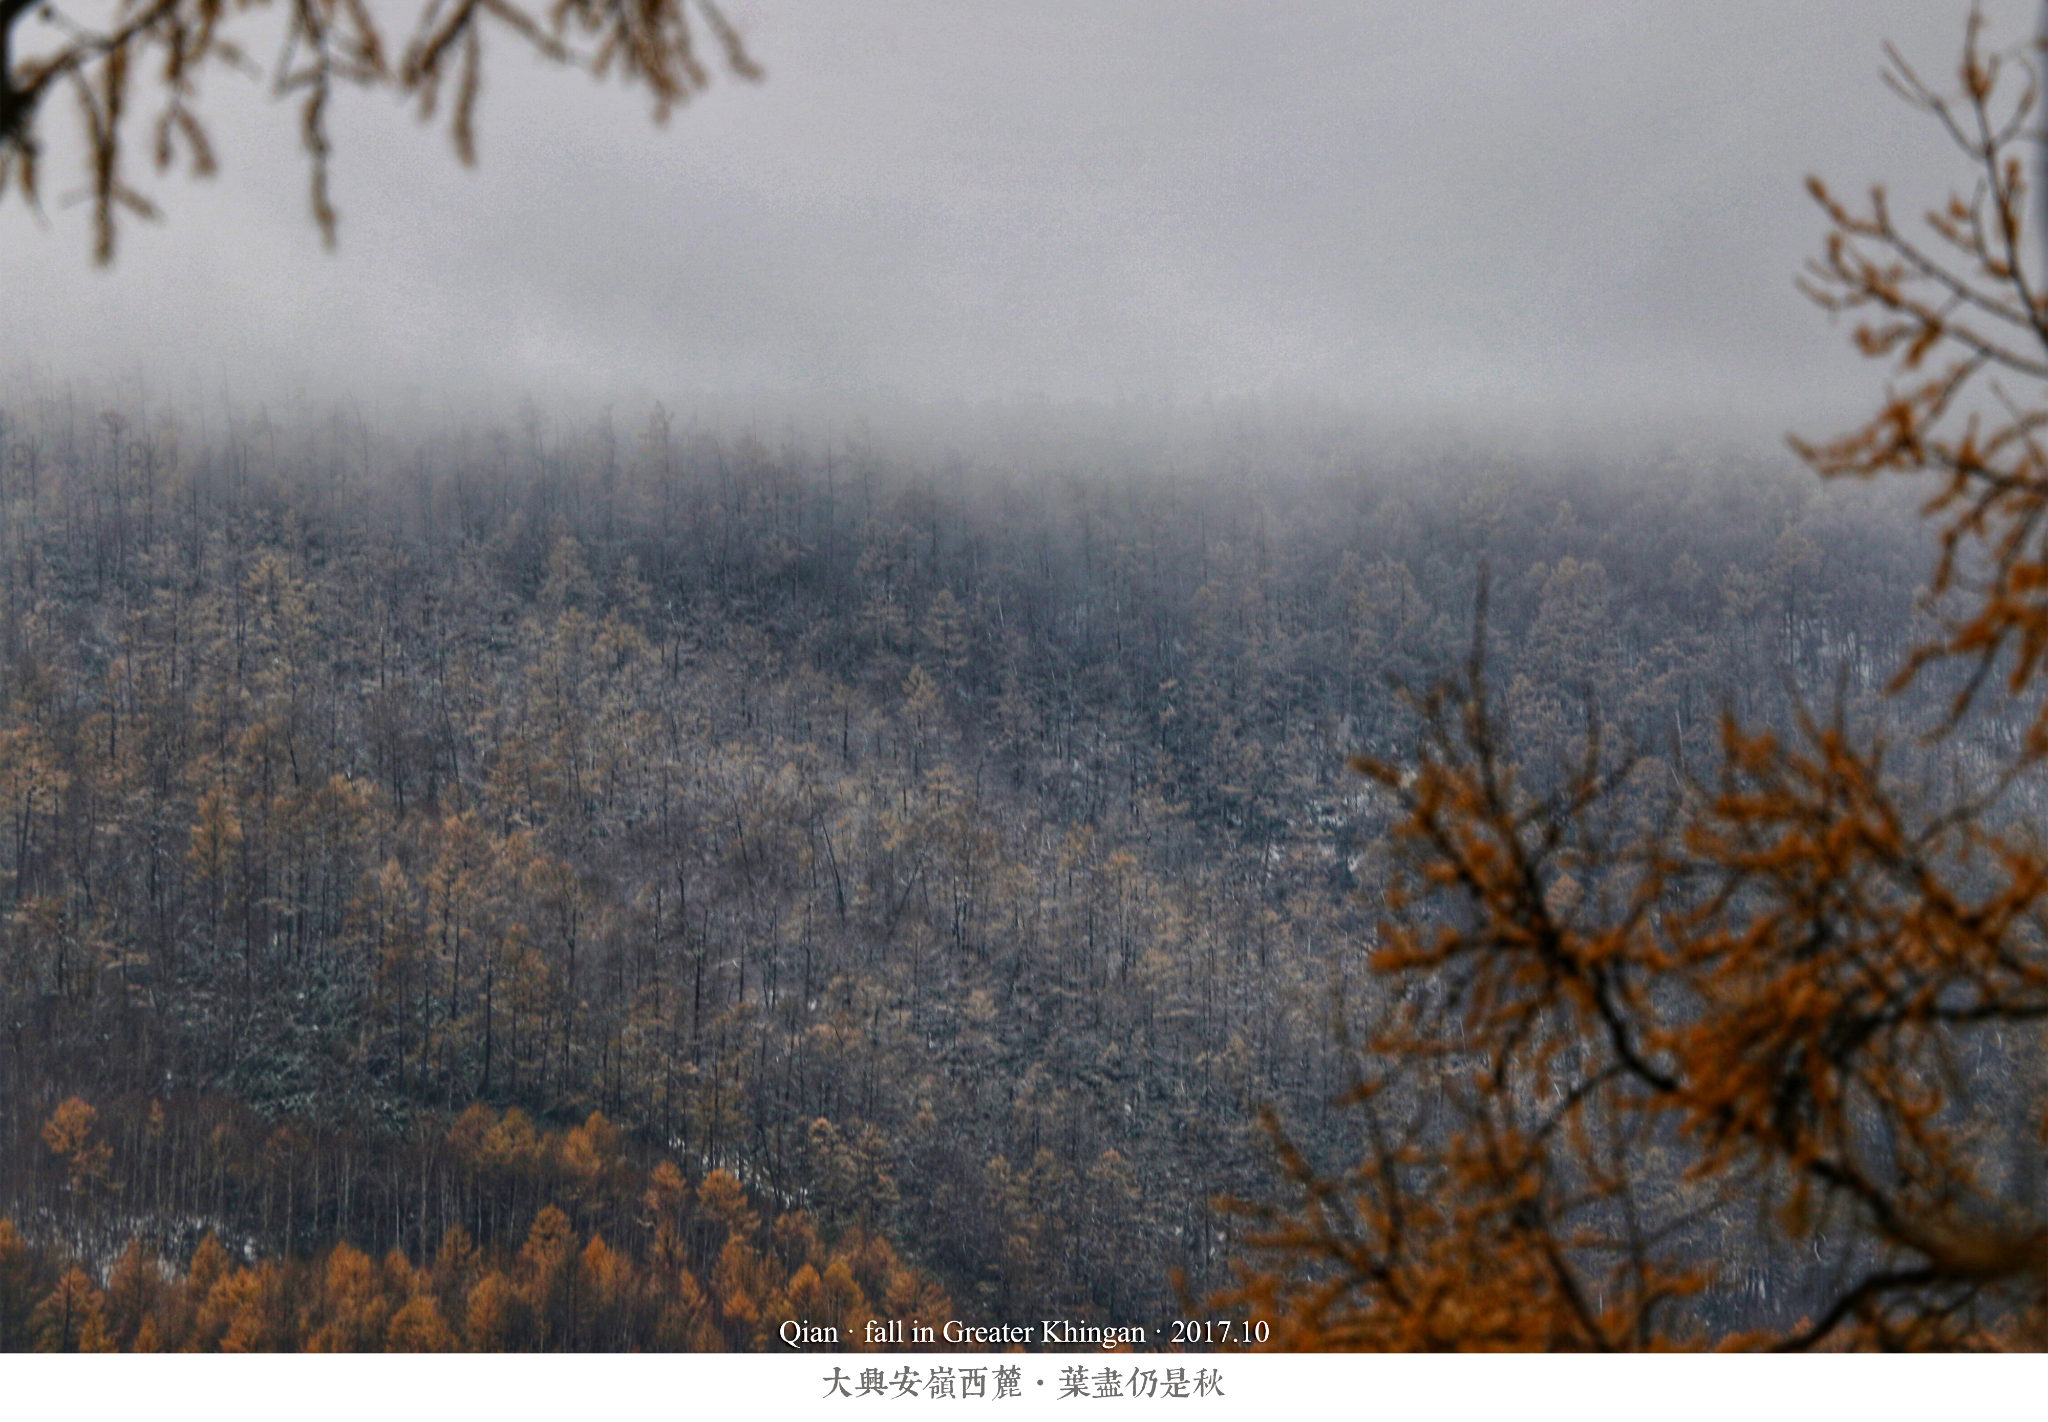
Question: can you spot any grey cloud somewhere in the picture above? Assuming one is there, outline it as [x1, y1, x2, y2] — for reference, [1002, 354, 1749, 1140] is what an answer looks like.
[1, 0, 2034, 439]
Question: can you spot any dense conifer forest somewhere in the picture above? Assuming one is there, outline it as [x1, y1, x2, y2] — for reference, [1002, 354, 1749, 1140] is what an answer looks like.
[0, 388, 1975, 1348]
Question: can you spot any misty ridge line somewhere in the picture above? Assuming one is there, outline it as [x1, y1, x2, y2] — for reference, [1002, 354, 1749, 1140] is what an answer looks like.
[0, 376, 1991, 781]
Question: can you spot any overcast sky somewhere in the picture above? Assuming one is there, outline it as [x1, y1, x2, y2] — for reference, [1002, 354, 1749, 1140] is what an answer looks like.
[0, 0, 2038, 444]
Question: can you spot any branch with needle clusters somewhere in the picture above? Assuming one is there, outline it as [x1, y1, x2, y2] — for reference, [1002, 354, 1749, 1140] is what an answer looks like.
[1793, 6, 2048, 741]
[0, 0, 759, 261]
[1222, 8, 2048, 1351]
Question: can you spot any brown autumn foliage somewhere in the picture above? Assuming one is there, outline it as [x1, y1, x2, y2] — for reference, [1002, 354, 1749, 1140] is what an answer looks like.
[40, 1096, 111, 1190]
[1223, 8, 2048, 1351]
[0, 1125, 946, 1351]
[0, 0, 761, 262]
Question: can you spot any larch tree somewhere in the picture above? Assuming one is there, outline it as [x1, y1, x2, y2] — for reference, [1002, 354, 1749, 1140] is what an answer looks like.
[1228, 6, 2048, 1351]
[30, 1265, 106, 1351]
[0, 0, 761, 261]
[0, 1219, 34, 1348]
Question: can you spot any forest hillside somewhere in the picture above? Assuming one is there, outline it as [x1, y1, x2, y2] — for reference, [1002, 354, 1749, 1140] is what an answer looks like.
[0, 391, 1969, 1345]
